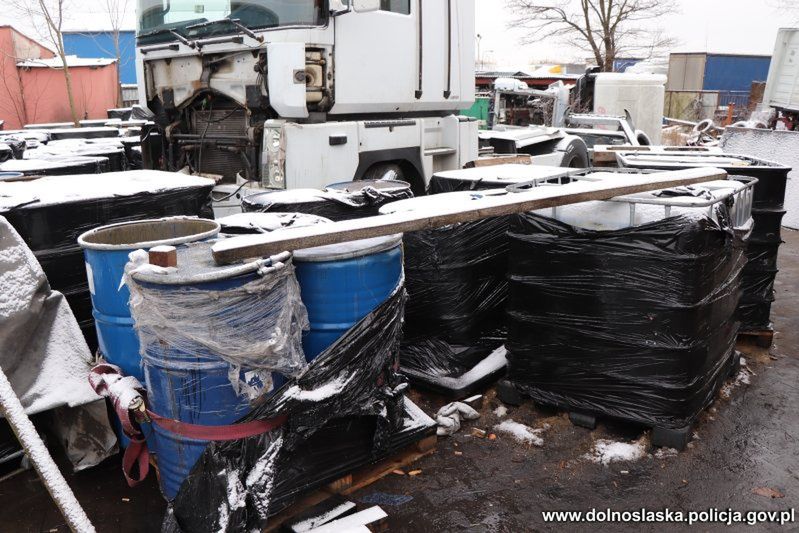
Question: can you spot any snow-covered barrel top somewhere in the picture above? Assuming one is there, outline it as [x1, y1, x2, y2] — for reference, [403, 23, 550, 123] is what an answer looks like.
[0, 170, 215, 211]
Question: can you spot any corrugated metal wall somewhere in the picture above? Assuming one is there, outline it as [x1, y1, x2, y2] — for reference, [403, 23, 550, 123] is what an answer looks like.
[703, 55, 771, 91]
[63, 31, 137, 84]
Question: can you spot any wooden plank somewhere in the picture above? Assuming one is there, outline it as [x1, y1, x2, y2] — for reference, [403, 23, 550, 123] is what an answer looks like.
[466, 155, 533, 168]
[306, 507, 387, 533]
[737, 329, 775, 349]
[213, 168, 728, 265]
[264, 439, 436, 532]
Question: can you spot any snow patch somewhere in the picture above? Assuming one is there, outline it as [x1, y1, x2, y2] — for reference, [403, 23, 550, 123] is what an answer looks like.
[720, 359, 753, 399]
[494, 419, 546, 446]
[494, 405, 508, 418]
[585, 438, 648, 466]
[283, 373, 353, 402]
[654, 447, 679, 459]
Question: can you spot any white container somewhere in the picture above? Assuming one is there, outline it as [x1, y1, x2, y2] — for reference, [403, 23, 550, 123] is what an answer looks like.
[593, 73, 667, 145]
[537, 179, 754, 231]
[763, 28, 799, 113]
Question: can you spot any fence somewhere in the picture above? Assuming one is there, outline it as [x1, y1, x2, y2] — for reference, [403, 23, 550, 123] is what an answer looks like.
[664, 90, 751, 121]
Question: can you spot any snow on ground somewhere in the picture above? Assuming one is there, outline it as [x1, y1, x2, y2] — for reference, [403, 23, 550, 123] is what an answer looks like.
[584, 438, 648, 466]
[494, 419, 547, 446]
[493, 405, 508, 418]
[654, 447, 680, 459]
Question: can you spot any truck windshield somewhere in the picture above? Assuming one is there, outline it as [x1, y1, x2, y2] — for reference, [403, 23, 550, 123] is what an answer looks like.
[138, 0, 326, 37]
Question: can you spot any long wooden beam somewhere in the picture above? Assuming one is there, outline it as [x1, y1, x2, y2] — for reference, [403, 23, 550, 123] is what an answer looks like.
[212, 167, 727, 265]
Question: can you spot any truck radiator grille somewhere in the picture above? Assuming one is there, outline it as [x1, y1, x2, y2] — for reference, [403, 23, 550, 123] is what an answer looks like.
[189, 108, 248, 181]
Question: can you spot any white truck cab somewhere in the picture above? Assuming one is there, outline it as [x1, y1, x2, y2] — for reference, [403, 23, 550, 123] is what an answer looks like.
[136, 0, 478, 195]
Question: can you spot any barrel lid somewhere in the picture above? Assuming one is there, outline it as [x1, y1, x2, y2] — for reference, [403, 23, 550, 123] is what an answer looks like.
[293, 234, 403, 262]
[218, 212, 331, 234]
[244, 189, 330, 207]
[379, 189, 509, 216]
[78, 217, 221, 251]
[218, 211, 402, 262]
[129, 240, 291, 286]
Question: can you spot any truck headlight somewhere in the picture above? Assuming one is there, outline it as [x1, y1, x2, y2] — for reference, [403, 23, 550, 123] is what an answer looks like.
[261, 126, 286, 189]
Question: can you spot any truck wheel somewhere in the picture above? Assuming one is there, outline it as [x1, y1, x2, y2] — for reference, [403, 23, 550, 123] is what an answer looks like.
[555, 136, 590, 168]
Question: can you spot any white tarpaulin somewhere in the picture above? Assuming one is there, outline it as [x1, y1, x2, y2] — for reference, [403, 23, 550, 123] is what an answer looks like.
[0, 216, 98, 415]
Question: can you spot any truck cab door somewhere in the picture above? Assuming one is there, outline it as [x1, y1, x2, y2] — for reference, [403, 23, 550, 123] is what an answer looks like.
[331, 0, 417, 114]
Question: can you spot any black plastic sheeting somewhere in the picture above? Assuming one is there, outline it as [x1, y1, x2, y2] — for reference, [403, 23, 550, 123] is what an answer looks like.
[0, 157, 109, 176]
[399, 216, 509, 392]
[48, 127, 120, 141]
[243, 180, 413, 221]
[164, 287, 435, 533]
[504, 207, 746, 430]
[0, 182, 214, 350]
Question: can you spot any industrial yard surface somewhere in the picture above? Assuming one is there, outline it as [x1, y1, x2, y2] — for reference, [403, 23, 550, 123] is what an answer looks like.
[1, 230, 796, 533]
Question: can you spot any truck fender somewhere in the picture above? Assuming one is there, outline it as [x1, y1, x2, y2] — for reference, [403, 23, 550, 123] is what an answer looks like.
[554, 135, 590, 169]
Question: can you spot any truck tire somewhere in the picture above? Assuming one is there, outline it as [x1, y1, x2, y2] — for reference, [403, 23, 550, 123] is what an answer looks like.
[362, 163, 405, 182]
[361, 162, 425, 196]
[555, 136, 590, 169]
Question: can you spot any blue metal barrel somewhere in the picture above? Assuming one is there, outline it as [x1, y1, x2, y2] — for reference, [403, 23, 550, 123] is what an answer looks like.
[293, 235, 404, 360]
[128, 243, 306, 500]
[78, 218, 221, 381]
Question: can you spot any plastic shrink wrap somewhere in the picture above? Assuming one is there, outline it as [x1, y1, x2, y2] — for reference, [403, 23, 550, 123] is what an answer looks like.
[0, 171, 214, 348]
[504, 196, 746, 430]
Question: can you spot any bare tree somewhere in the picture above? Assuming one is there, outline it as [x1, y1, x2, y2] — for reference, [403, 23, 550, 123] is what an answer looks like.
[9, 0, 81, 126]
[505, 0, 677, 71]
[103, 0, 130, 107]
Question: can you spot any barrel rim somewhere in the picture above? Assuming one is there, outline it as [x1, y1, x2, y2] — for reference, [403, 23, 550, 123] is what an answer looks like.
[325, 179, 411, 193]
[78, 216, 221, 251]
[380, 189, 509, 216]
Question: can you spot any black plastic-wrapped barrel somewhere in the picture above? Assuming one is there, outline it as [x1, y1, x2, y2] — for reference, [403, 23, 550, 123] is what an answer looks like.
[47, 127, 120, 141]
[0, 170, 214, 350]
[504, 199, 746, 431]
[618, 153, 790, 332]
[243, 180, 412, 221]
[380, 191, 510, 395]
[0, 156, 109, 176]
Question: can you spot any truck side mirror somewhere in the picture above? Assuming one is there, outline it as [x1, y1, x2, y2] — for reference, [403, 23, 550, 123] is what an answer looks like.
[352, 0, 380, 12]
[329, 0, 350, 15]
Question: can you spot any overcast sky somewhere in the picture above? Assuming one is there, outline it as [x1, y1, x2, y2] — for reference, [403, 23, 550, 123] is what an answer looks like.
[0, 0, 787, 69]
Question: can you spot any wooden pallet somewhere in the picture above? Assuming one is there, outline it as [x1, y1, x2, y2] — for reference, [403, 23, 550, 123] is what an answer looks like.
[264, 435, 437, 532]
[737, 329, 775, 348]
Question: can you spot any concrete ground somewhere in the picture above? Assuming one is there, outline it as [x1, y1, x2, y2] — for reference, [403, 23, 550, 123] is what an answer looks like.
[1, 230, 797, 533]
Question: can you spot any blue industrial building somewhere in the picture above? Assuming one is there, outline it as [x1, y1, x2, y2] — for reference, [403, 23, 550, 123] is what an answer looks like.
[63, 31, 137, 84]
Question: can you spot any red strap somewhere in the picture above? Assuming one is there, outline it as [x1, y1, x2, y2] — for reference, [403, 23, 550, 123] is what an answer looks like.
[121, 414, 286, 488]
[147, 410, 288, 441]
[122, 438, 150, 487]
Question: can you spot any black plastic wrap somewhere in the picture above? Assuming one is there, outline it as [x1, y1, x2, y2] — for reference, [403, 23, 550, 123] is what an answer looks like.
[107, 108, 133, 120]
[505, 207, 746, 430]
[0, 175, 214, 349]
[750, 208, 786, 242]
[48, 127, 120, 141]
[166, 287, 435, 532]
[0, 156, 109, 176]
[399, 216, 509, 386]
[243, 180, 412, 221]
[0, 144, 11, 164]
